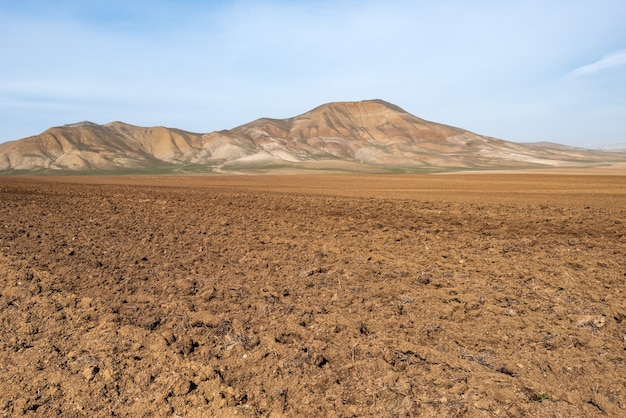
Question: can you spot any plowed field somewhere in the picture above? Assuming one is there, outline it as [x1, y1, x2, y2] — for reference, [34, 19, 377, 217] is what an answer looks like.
[1, 174, 625, 417]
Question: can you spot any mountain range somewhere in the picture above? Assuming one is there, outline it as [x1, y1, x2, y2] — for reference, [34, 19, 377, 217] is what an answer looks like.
[1, 99, 624, 174]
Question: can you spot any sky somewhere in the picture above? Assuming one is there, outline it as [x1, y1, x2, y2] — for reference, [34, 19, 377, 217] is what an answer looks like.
[1, 0, 625, 149]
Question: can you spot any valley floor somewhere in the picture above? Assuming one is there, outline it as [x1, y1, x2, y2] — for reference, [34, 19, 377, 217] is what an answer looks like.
[1, 173, 625, 416]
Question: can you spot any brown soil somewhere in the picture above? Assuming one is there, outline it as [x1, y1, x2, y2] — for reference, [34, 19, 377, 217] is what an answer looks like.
[1, 174, 625, 417]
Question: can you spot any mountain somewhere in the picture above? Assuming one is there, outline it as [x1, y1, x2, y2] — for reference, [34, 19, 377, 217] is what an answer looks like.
[1, 99, 624, 173]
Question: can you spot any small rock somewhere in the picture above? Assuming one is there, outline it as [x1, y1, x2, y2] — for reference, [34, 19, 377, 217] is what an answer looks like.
[593, 315, 606, 328]
[474, 398, 491, 410]
[174, 335, 194, 355]
[573, 314, 606, 329]
[82, 366, 99, 381]
[171, 379, 193, 396]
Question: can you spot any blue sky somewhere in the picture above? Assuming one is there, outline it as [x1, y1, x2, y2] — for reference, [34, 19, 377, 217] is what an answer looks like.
[1, 0, 625, 148]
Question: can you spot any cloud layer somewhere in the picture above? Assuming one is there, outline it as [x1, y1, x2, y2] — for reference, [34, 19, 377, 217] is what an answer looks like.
[1, 0, 625, 148]
[572, 50, 626, 76]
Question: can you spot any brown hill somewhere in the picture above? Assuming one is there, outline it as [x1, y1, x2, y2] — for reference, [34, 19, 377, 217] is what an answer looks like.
[1, 100, 624, 173]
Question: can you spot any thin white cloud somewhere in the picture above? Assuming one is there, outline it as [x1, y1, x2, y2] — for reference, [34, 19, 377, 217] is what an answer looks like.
[572, 49, 626, 75]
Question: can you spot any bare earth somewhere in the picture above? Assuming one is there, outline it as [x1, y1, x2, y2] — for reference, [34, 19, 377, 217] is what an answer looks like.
[1, 173, 625, 417]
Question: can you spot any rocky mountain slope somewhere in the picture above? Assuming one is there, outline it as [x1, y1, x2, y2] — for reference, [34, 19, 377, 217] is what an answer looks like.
[1, 100, 624, 173]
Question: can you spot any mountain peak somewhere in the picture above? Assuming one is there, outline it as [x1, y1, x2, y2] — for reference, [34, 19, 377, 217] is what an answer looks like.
[62, 121, 100, 128]
[368, 99, 407, 112]
[303, 99, 407, 116]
